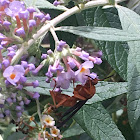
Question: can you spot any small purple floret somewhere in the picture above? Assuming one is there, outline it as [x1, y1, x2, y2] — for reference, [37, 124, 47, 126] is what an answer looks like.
[35, 13, 44, 20]
[8, 51, 16, 57]
[16, 84, 23, 90]
[47, 49, 53, 55]
[45, 14, 51, 20]
[94, 57, 102, 65]
[41, 54, 47, 59]
[28, 63, 35, 71]
[19, 10, 29, 19]
[16, 106, 22, 111]
[33, 92, 40, 99]
[2, 59, 9, 67]
[19, 76, 27, 83]
[24, 98, 31, 105]
[6, 97, 13, 104]
[68, 61, 76, 69]
[7, 47, 14, 52]
[16, 112, 22, 118]
[53, 0, 61, 6]
[32, 80, 39, 88]
[5, 110, 10, 116]
[29, 19, 36, 27]
[3, 21, 11, 28]
[21, 61, 28, 68]
[19, 101, 24, 106]
[16, 27, 25, 37]
[27, 7, 36, 13]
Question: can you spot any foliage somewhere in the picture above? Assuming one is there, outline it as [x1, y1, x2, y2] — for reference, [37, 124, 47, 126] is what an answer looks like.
[1, 0, 140, 140]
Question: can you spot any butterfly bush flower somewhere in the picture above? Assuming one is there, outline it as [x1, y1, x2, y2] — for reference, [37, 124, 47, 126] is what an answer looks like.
[41, 114, 62, 140]
[50, 126, 60, 137]
[0, 0, 102, 139]
[3, 65, 25, 85]
[43, 40, 102, 90]
[75, 61, 94, 84]
[0, 49, 41, 121]
[0, 0, 51, 45]
[42, 115, 55, 127]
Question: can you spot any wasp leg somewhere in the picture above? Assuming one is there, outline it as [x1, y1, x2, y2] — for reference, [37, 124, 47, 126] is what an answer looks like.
[50, 90, 57, 107]
[55, 98, 67, 108]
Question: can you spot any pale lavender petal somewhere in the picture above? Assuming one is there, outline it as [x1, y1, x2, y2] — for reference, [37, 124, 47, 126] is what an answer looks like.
[61, 79, 70, 89]
[68, 61, 76, 69]
[82, 61, 93, 69]
[3, 66, 14, 77]
[33, 92, 40, 99]
[66, 70, 75, 80]
[50, 79, 56, 88]
[13, 65, 25, 75]
[57, 65, 63, 72]
[50, 66, 57, 73]
[89, 72, 97, 79]
[94, 57, 102, 65]
[7, 77, 16, 85]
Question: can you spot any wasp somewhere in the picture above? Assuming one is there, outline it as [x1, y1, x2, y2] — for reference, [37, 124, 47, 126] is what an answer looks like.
[49, 76, 99, 128]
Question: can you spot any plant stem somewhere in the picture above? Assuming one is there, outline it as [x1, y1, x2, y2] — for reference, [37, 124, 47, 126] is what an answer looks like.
[11, 0, 125, 65]
[49, 25, 59, 50]
[36, 99, 45, 140]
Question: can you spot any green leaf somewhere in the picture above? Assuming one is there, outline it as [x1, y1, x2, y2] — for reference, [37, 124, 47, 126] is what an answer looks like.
[3, 124, 16, 140]
[82, 7, 128, 80]
[63, 123, 85, 138]
[134, 117, 140, 140]
[56, 26, 140, 42]
[117, 6, 140, 128]
[24, 77, 50, 95]
[74, 103, 126, 140]
[87, 82, 127, 104]
[79, 133, 93, 140]
[7, 132, 26, 140]
[24, 0, 67, 11]
[25, 77, 127, 104]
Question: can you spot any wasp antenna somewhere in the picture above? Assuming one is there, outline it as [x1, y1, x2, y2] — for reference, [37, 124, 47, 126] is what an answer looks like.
[52, 78, 57, 91]
[85, 75, 95, 80]
[99, 74, 114, 81]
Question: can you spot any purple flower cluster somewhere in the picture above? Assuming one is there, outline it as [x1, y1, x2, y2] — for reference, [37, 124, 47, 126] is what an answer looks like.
[0, 0, 49, 121]
[0, 0, 51, 45]
[0, 93, 31, 119]
[0, 1, 103, 137]
[41, 40, 102, 90]
[0, 59, 40, 121]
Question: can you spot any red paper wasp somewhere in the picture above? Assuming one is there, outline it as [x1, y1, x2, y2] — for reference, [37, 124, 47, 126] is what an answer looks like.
[49, 76, 98, 128]
[49, 75, 112, 128]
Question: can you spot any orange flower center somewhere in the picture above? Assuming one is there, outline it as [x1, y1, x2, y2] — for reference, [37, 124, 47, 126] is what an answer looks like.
[80, 67, 86, 73]
[46, 119, 50, 123]
[52, 130, 57, 134]
[10, 73, 16, 79]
